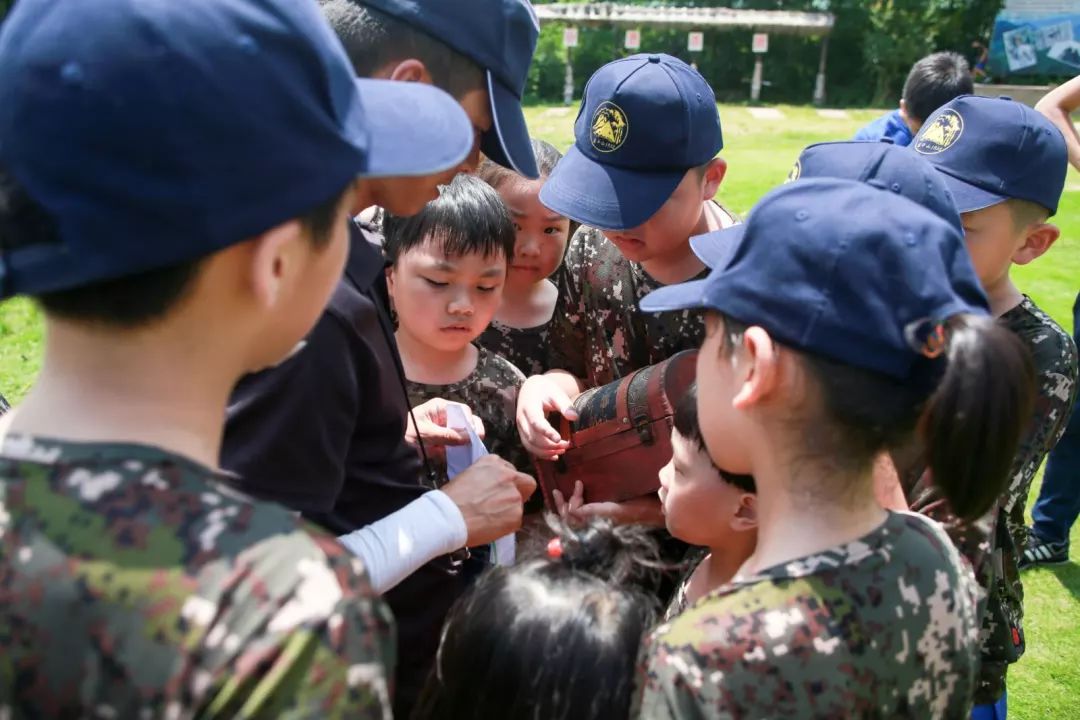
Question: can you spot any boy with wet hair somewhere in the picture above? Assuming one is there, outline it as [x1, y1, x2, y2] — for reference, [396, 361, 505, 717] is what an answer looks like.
[0, 0, 478, 714]
[913, 94, 1079, 718]
[517, 56, 738, 527]
[854, 51, 973, 146]
[220, 2, 540, 714]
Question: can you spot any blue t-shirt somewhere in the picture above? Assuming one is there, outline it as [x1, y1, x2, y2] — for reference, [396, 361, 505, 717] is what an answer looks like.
[853, 109, 913, 147]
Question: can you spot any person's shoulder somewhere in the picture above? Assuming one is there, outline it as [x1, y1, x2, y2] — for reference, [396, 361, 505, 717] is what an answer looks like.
[1006, 297, 1079, 380]
[476, 346, 527, 387]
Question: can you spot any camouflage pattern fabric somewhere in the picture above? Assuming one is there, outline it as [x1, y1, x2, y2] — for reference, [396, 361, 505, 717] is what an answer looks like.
[547, 224, 713, 388]
[636, 512, 980, 719]
[406, 346, 530, 492]
[662, 548, 707, 623]
[0, 435, 395, 719]
[898, 296, 1078, 703]
[476, 319, 551, 378]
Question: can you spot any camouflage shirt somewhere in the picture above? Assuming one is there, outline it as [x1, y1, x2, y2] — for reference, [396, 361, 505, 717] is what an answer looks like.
[0, 435, 395, 719]
[476, 319, 551, 378]
[405, 346, 530, 490]
[636, 512, 980, 719]
[898, 296, 1078, 702]
[548, 201, 736, 388]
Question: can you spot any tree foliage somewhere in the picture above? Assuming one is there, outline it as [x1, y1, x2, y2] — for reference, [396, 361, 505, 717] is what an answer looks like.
[531, 0, 1004, 105]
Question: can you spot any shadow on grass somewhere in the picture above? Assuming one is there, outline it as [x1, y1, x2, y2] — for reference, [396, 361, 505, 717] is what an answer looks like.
[1032, 560, 1080, 603]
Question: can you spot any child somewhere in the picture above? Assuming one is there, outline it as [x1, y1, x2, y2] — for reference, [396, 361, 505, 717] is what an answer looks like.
[414, 520, 658, 720]
[384, 174, 531, 491]
[853, 51, 972, 146]
[658, 383, 757, 619]
[518, 54, 737, 483]
[0, 0, 479, 714]
[635, 179, 1035, 717]
[913, 94, 1080, 716]
[476, 138, 573, 376]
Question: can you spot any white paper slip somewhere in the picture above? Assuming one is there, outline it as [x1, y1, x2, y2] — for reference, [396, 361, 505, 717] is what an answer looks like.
[445, 402, 516, 566]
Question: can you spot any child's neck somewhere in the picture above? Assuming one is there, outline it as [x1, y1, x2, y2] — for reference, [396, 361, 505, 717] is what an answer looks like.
[495, 278, 557, 329]
[396, 328, 479, 385]
[736, 450, 886, 579]
[640, 201, 720, 286]
[1, 319, 236, 469]
[982, 273, 1025, 318]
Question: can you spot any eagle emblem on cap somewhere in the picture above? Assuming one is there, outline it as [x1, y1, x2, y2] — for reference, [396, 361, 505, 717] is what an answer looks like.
[913, 109, 964, 155]
[591, 101, 629, 153]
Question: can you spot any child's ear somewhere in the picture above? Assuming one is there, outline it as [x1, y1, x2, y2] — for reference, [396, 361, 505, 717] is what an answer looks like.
[701, 158, 728, 200]
[731, 326, 778, 411]
[248, 220, 303, 309]
[1012, 222, 1060, 265]
[385, 265, 397, 297]
[731, 493, 757, 531]
[385, 58, 432, 84]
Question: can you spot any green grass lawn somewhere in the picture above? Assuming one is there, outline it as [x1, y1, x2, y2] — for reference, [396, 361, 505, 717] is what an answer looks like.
[1, 103, 1078, 717]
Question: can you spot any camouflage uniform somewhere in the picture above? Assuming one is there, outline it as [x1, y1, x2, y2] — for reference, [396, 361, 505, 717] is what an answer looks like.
[662, 547, 708, 623]
[548, 201, 736, 388]
[636, 512, 981, 719]
[0, 435, 395, 719]
[897, 296, 1078, 703]
[476, 319, 551, 378]
[406, 346, 531, 493]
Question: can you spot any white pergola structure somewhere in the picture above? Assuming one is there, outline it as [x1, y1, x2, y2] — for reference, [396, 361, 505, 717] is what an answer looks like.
[534, 3, 836, 104]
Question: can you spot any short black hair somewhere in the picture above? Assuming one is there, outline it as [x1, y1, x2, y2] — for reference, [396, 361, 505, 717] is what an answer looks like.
[383, 174, 516, 265]
[414, 520, 658, 720]
[902, 52, 973, 124]
[320, 0, 485, 99]
[0, 166, 346, 329]
[673, 383, 756, 493]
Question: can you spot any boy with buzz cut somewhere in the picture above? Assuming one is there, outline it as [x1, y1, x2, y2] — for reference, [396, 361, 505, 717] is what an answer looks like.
[0, 0, 478, 715]
[518, 55, 738, 510]
[853, 51, 973, 146]
[913, 95, 1079, 719]
[221, 1, 540, 714]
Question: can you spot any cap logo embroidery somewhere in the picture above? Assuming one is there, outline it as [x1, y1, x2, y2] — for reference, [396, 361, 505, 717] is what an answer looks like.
[785, 160, 801, 183]
[913, 109, 964, 155]
[591, 101, 629, 153]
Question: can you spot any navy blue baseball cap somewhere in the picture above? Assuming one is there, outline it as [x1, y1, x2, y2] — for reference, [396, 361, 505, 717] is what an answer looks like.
[359, 0, 541, 179]
[0, 0, 474, 298]
[539, 54, 723, 230]
[912, 95, 1068, 215]
[641, 179, 989, 381]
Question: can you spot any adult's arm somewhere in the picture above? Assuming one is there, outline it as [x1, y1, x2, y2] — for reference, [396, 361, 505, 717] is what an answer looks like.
[1036, 76, 1080, 171]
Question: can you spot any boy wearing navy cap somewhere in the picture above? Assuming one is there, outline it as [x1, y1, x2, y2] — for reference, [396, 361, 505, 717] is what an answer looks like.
[0, 0, 480, 714]
[517, 55, 737, 493]
[635, 179, 1035, 719]
[912, 95, 1079, 716]
[221, 1, 540, 714]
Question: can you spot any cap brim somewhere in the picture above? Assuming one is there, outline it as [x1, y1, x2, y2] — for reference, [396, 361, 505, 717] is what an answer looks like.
[935, 170, 1008, 213]
[691, 225, 745, 269]
[639, 278, 712, 313]
[539, 144, 686, 230]
[349, 78, 473, 178]
[480, 72, 539, 179]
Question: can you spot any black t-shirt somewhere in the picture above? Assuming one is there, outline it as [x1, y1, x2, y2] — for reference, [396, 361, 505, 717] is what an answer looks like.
[222, 221, 463, 718]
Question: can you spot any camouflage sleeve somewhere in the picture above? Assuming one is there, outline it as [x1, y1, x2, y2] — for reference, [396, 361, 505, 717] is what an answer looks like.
[194, 532, 396, 719]
[634, 632, 734, 720]
[546, 227, 590, 380]
[1002, 330, 1078, 520]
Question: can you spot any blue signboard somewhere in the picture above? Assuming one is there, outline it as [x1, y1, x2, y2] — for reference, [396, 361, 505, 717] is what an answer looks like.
[990, 12, 1080, 76]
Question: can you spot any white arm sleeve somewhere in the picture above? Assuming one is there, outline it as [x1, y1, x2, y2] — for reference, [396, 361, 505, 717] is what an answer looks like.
[337, 489, 468, 594]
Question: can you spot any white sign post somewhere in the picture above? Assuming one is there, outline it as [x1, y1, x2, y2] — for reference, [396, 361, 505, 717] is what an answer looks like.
[563, 27, 579, 48]
[625, 29, 641, 51]
[563, 28, 578, 106]
[751, 34, 768, 102]
[688, 31, 704, 53]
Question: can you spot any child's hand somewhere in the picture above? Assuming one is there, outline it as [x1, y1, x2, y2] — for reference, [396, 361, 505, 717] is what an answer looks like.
[406, 398, 486, 454]
[516, 375, 578, 460]
[552, 480, 586, 525]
